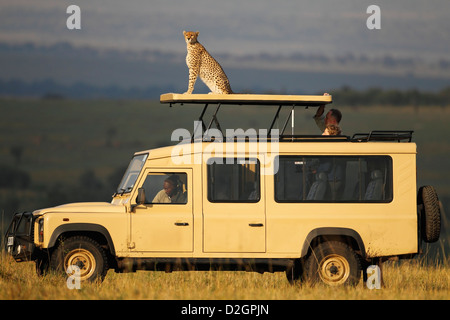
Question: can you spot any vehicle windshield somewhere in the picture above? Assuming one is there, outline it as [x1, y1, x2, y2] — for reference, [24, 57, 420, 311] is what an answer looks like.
[115, 154, 148, 194]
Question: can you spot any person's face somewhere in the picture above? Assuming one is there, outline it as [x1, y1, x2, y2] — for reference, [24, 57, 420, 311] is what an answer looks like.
[325, 111, 336, 126]
[163, 181, 175, 197]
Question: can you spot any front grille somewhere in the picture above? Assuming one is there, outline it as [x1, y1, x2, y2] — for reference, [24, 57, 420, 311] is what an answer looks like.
[6, 212, 35, 240]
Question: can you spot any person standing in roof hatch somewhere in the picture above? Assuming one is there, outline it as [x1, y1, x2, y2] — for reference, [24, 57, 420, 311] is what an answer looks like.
[314, 93, 342, 135]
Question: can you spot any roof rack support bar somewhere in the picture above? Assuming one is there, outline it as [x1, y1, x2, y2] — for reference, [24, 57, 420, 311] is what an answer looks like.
[191, 103, 209, 142]
[205, 103, 223, 136]
[291, 106, 295, 141]
[269, 105, 282, 132]
[199, 103, 209, 121]
[281, 105, 294, 136]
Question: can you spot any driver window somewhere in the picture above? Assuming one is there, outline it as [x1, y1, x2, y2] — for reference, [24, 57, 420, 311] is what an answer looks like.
[141, 172, 187, 204]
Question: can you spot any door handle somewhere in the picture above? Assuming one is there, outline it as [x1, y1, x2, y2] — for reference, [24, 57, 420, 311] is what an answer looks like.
[249, 223, 264, 227]
[174, 222, 189, 226]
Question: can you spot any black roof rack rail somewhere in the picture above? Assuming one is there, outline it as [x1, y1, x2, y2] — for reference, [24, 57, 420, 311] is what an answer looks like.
[351, 130, 414, 142]
[278, 135, 350, 142]
[183, 132, 413, 144]
[188, 135, 351, 143]
[186, 132, 414, 143]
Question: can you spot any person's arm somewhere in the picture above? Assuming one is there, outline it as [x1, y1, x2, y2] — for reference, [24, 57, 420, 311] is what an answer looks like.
[313, 106, 326, 132]
[152, 190, 166, 203]
[313, 93, 329, 132]
[315, 104, 325, 118]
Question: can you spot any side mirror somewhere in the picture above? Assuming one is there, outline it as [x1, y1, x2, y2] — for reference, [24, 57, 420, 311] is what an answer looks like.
[136, 187, 146, 205]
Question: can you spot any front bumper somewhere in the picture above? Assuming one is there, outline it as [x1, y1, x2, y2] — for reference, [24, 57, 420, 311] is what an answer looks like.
[4, 212, 38, 262]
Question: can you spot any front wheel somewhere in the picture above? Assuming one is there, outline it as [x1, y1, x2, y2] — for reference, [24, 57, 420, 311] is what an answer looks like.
[49, 236, 108, 282]
[305, 241, 362, 286]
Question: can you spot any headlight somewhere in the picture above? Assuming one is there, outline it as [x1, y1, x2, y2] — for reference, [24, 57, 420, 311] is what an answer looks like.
[38, 219, 44, 242]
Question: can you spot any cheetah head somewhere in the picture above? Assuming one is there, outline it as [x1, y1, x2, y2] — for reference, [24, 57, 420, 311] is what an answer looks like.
[183, 31, 199, 44]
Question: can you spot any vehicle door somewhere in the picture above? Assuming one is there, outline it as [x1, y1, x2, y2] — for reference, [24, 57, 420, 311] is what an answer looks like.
[202, 157, 265, 253]
[131, 169, 193, 252]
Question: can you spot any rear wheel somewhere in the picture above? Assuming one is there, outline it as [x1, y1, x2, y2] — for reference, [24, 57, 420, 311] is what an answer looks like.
[49, 236, 108, 282]
[305, 241, 362, 286]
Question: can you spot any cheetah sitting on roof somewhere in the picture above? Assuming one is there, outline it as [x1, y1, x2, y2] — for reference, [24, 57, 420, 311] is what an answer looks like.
[183, 31, 233, 94]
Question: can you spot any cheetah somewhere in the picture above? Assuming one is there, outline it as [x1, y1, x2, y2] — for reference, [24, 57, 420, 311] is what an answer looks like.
[183, 31, 233, 94]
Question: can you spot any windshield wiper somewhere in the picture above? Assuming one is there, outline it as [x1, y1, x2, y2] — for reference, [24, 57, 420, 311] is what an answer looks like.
[113, 186, 134, 198]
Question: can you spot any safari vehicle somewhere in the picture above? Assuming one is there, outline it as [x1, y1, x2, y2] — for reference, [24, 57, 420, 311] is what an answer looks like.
[4, 93, 441, 286]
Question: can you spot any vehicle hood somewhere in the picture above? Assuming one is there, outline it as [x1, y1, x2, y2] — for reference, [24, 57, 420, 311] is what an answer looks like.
[32, 202, 126, 216]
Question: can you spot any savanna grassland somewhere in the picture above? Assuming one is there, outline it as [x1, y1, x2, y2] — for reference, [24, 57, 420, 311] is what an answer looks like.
[0, 98, 449, 300]
[0, 253, 448, 300]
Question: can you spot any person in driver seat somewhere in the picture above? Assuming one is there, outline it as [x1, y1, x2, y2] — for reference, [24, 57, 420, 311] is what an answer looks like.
[152, 175, 187, 204]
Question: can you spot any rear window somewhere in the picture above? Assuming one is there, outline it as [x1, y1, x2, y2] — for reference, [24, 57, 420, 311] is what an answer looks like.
[275, 155, 392, 203]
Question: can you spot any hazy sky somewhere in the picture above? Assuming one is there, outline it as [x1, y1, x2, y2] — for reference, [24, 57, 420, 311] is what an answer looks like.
[1, 0, 449, 60]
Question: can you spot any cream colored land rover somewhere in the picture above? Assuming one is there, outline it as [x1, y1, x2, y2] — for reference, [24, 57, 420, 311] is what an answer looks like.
[4, 94, 441, 286]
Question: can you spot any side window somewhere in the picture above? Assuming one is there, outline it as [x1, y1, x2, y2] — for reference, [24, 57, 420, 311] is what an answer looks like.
[275, 156, 392, 203]
[207, 158, 260, 202]
[141, 172, 187, 204]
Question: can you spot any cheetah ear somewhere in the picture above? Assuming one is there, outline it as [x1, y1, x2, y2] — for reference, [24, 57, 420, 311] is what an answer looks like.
[183, 30, 186, 36]
[195, 31, 199, 37]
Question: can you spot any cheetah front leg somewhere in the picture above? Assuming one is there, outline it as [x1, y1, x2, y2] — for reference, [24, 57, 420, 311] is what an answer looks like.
[184, 69, 198, 94]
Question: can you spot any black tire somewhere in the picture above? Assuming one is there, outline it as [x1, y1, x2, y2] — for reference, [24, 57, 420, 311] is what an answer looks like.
[418, 185, 441, 243]
[49, 236, 108, 282]
[304, 241, 362, 286]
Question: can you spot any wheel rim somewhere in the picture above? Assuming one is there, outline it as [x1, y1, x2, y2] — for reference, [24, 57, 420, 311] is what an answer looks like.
[64, 249, 96, 281]
[318, 254, 350, 285]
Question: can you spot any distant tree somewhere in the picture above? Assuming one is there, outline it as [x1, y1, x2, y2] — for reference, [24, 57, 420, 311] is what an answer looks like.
[106, 126, 118, 147]
[79, 169, 103, 190]
[329, 86, 450, 107]
[76, 169, 109, 202]
[439, 87, 450, 105]
[0, 196, 20, 222]
[0, 164, 31, 189]
[42, 93, 65, 100]
[10, 145, 23, 166]
[108, 166, 127, 194]
[45, 183, 69, 207]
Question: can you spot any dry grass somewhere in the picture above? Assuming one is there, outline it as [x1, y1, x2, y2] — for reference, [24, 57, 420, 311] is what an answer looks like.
[1, 253, 448, 300]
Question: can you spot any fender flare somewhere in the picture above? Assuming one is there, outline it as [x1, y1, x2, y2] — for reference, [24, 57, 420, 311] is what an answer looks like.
[47, 223, 116, 255]
[301, 227, 366, 258]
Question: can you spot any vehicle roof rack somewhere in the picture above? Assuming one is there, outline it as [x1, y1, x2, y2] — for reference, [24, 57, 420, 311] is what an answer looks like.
[160, 93, 332, 106]
[351, 130, 414, 142]
[160, 93, 332, 142]
[159, 94, 413, 144]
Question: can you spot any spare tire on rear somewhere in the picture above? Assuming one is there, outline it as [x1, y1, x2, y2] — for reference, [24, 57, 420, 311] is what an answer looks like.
[417, 185, 441, 243]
